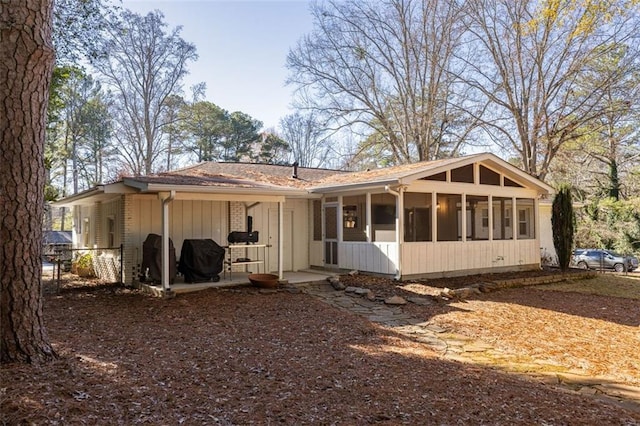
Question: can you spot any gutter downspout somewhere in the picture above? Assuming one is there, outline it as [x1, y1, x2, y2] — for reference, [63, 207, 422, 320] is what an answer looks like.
[385, 185, 404, 280]
[161, 190, 176, 293]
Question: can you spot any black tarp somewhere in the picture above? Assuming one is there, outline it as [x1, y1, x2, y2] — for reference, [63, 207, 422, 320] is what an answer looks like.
[178, 239, 225, 283]
[141, 233, 176, 284]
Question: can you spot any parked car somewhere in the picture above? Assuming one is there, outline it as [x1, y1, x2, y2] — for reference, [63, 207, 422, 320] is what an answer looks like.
[572, 249, 637, 272]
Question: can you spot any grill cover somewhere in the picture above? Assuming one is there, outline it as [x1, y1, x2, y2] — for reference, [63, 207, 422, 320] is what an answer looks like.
[178, 239, 225, 283]
[141, 233, 176, 284]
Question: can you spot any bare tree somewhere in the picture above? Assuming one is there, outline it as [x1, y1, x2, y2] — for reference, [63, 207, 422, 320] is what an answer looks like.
[1, 0, 57, 363]
[287, 0, 476, 164]
[94, 9, 197, 175]
[279, 112, 332, 168]
[461, 0, 640, 180]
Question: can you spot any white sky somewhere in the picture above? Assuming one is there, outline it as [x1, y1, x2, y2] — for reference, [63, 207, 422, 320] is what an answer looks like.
[121, 0, 315, 130]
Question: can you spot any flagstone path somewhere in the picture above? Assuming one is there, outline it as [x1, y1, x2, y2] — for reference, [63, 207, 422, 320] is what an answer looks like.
[288, 280, 640, 413]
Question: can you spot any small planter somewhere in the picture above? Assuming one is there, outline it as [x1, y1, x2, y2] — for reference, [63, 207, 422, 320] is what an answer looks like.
[73, 253, 95, 278]
[248, 273, 279, 289]
[77, 266, 95, 278]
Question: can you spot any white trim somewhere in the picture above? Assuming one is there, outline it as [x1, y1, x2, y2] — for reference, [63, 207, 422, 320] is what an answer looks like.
[278, 201, 284, 280]
[161, 190, 175, 292]
[157, 191, 285, 203]
[461, 193, 467, 242]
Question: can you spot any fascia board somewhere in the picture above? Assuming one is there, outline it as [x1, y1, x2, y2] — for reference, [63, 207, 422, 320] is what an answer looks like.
[309, 179, 399, 193]
[51, 186, 124, 207]
[157, 191, 287, 203]
[145, 183, 307, 197]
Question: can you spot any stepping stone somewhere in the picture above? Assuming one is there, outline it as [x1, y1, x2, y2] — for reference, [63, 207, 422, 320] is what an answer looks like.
[424, 324, 447, 333]
[354, 287, 372, 296]
[384, 295, 407, 305]
[407, 296, 433, 306]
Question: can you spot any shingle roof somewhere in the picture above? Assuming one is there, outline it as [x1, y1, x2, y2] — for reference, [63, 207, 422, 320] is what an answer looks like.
[119, 152, 550, 194]
[129, 162, 345, 190]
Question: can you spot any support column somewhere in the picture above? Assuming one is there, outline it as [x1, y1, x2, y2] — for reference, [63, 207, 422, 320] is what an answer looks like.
[432, 192, 438, 242]
[385, 185, 404, 280]
[161, 191, 175, 292]
[534, 197, 540, 240]
[461, 193, 467, 242]
[365, 192, 371, 243]
[488, 195, 493, 241]
[512, 196, 518, 241]
[278, 200, 284, 280]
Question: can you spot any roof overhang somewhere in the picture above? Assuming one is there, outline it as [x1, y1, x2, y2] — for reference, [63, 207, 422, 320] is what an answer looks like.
[309, 179, 400, 194]
[51, 184, 132, 207]
[128, 179, 310, 198]
[310, 153, 555, 195]
[53, 179, 313, 207]
[155, 191, 286, 203]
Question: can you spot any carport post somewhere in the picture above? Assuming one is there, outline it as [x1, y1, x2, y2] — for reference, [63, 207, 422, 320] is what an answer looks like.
[161, 191, 176, 291]
[278, 200, 284, 280]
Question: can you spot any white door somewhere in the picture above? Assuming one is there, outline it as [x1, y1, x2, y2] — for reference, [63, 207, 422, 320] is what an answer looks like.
[268, 209, 293, 272]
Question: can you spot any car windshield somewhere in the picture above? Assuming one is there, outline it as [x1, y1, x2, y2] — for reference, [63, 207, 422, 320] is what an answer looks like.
[605, 250, 622, 257]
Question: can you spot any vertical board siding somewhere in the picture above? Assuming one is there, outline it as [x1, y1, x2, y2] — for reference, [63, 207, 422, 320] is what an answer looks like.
[339, 242, 398, 274]
[401, 240, 540, 276]
[309, 241, 323, 267]
[127, 198, 227, 271]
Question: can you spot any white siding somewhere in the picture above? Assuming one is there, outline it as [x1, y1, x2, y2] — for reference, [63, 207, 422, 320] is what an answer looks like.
[401, 239, 540, 276]
[250, 199, 310, 273]
[310, 241, 323, 267]
[98, 198, 123, 248]
[122, 196, 228, 283]
[539, 203, 557, 265]
[168, 200, 227, 254]
[339, 242, 398, 275]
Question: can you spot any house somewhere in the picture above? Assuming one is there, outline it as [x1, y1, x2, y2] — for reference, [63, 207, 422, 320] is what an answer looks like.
[54, 153, 555, 293]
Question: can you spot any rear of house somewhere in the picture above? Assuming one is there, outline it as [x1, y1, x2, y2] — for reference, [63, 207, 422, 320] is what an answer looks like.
[55, 153, 554, 292]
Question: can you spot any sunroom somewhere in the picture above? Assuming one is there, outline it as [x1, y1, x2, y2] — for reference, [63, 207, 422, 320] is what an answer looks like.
[308, 153, 553, 279]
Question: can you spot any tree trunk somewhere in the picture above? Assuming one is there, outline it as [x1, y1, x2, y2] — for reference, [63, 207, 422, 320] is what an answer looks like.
[0, 1, 57, 363]
[608, 160, 620, 200]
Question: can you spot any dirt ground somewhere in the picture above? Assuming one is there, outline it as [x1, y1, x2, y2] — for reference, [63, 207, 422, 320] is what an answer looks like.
[2, 270, 640, 425]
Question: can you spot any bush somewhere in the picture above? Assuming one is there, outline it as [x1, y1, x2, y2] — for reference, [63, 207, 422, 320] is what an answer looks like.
[575, 197, 640, 255]
[552, 184, 574, 272]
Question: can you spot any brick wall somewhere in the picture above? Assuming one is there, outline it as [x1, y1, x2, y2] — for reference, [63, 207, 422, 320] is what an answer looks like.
[122, 195, 136, 285]
[229, 201, 246, 232]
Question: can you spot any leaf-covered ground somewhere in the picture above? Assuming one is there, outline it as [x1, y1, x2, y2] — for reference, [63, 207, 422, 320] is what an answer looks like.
[2, 272, 640, 425]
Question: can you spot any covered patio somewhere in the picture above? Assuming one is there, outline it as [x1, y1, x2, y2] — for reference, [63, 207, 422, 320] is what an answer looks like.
[140, 269, 337, 295]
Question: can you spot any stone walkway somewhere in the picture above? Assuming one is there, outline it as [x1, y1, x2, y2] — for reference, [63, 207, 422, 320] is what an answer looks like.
[293, 280, 640, 413]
